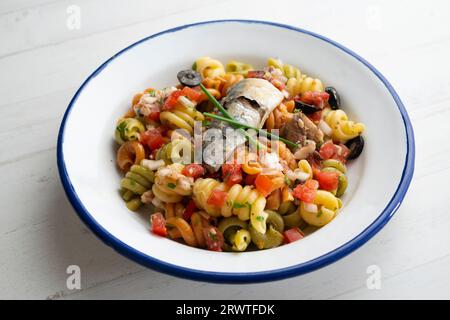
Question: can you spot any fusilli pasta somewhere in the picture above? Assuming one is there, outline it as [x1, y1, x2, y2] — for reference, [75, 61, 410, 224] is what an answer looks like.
[193, 178, 268, 233]
[152, 163, 194, 203]
[194, 56, 225, 78]
[160, 104, 204, 135]
[322, 108, 365, 142]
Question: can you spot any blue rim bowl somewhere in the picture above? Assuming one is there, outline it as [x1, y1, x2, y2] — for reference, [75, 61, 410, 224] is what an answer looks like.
[57, 19, 415, 283]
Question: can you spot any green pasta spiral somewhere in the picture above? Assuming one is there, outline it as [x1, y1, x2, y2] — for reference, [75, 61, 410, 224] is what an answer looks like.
[226, 60, 254, 75]
[322, 159, 348, 197]
[115, 118, 145, 145]
[218, 217, 251, 252]
[120, 164, 155, 211]
[155, 139, 193, 164]
[249, 211, 285, 249]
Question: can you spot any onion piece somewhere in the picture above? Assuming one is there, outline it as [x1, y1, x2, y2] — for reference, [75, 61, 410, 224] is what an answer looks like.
[141, 159, 165, 171]
[304, 203, 318, 213]
[286, 169, 310, 182]
[318, 119, 332, 136]
[178, 95, 195, 108]
[151, 197, 164, 209]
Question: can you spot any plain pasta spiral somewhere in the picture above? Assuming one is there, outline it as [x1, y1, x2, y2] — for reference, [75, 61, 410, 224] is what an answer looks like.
[160, 104, 204, 135]
[286, 76, 324, 97]
[193, 178, 268, 233]
[322, 108, 365, 142]
[300, 190, 342, 227]
[194, 56, 225, 78]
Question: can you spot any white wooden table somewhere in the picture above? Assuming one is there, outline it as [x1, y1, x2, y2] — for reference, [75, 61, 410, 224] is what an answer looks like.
[1, 0, 449, 300]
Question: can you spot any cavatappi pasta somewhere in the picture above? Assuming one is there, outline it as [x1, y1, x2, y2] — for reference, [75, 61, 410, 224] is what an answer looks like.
[113, 57, 366, 252]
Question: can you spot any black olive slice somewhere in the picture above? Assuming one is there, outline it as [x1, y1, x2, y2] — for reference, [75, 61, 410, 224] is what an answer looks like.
[325, 86, 340, 110]
[346, 135, 364, 160]
[177, 69, 201, 87]
[294, 100, 318, 114]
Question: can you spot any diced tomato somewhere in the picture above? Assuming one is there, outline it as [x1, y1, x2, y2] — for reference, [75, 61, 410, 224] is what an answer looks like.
[307, 110, 322, 123]
[180, 86, 202, 102]
[140, 129, 165, 150]
[284, 227, 305, 243]
[164, 90, 182, 110]
[150, 212, 167, 237]
[319, 140, 337, 160]
[245, 174, 257, 186]
[319, 140, 349, 163]
[316, 171, 339, 191]
[227, 172, 243, 187]
[182, 164, 205, 178]
[182, 200, 197, 221]
[145, 111, 160, 122]
[335, 143, 350, 163]
[255, 174, 276, 197]
[300, 91, 329, 109]
[247, 70, 265, 79]
[203, 226, 224, 252]
[207, 190, 228, 207]
[222, 163, 242, 187]
[293, 179, 319, 203]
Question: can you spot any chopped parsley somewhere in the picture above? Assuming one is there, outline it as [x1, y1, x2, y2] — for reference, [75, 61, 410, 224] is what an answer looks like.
[284, 176, 292, 185]
[232, 202, 248, 209]
[116, 121, 127, 138]
[192, 61, 197, 70]
[167, 182, 176, 189]
[256, 216, 265, 222]
[316, 208, 323, 218]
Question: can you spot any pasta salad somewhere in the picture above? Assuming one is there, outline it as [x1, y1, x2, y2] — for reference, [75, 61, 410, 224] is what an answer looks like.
[114, 57, 365, 252]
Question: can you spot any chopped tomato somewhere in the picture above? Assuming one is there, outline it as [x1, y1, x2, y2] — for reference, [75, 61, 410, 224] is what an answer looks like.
[182, 200, 197, 221]
[247, 70, 265, 79]
[335, 143, 350, 163]
[222, 163, 242, 187]
[203, 226, 224, 252]
[316, 171, 339, 191]
[255, 174, 276, 197]
[164, 90, 182, 110]
[307, 110, 322, 123]
[140, 129, 165, 150]
[293, 179, 319, 203]
[284, 228, 305, 243]
[180, 86, 202, 102]
[207, 190, 228, 207]
[150, 212, 167, 237]
[319, 140, 337, 160]
[182, 164, 205, 178]
[319, 140, 349, 163]
[245, 174, 257, 186]
[145, 111, 160, 122]
[300, 91, 329, 109]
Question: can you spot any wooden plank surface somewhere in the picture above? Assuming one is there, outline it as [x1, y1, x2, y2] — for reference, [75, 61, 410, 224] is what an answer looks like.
[0, 0, 449, 299]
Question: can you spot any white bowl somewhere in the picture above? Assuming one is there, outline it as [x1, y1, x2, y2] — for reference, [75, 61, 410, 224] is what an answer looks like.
[57, 20, 414, 283]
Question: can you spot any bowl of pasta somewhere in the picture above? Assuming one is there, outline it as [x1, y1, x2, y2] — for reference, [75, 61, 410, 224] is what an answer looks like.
[57, 20, 414, 282]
